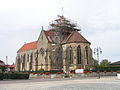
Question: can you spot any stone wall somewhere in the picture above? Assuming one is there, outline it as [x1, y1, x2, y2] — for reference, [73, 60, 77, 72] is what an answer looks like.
[29, 72, 117, 78]
[15, 49, 37, 71]
[63, 42, 93, 72]
[16, 31, 93, 72]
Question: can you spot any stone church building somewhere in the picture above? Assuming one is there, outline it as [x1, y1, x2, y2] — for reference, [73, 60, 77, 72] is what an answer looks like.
[15, 15, 93, 72]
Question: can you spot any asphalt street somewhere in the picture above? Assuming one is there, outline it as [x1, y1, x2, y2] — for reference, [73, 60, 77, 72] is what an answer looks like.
[0, 76, 120, 90]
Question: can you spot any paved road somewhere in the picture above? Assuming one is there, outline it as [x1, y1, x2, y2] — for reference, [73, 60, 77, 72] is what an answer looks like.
[0, 76, 120, 90]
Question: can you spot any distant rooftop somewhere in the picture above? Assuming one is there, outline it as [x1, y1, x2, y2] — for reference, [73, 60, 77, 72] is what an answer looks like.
[110, 61, 120, 65]
[0, 60, 5, 66]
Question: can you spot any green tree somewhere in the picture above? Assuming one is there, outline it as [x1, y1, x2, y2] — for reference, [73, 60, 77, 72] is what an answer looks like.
[92, 58, 98, 66]
[94, 59, 99, 66]
[92, 58, 100, 69]
[100, 59, 111, 67]
[0, 65, 7, 72]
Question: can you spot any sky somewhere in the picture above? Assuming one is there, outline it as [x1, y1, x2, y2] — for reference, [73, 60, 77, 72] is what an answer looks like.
[0, 0, 120, 64]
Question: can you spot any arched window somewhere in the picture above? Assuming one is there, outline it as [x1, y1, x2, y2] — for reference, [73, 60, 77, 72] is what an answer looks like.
[69, 47, 73, 64]
[77, 45, 81, 64]
[27, 54, 29, 62]
[22, 54, 26, 71]
[29, 53, 33, 71]
[35, 50, 38, 71]
[17, 56, 21, 71]
[85, 46, 89, 64]
[66, 46, 73, 64]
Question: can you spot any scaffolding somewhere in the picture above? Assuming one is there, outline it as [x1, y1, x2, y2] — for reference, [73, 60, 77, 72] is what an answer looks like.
[48, 15, 81, 70]
[49, 15, 80, 43]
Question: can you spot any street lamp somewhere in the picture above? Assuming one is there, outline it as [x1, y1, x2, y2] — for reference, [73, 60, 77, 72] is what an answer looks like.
[94, 47, 102, 64]
[94, 47, 102, 79]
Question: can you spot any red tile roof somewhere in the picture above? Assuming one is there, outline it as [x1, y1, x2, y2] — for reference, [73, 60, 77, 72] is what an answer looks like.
[62, 31, 90, 44]
[0, 60, 5, 66]
[44, 31, 55, 43]
[17, 31, 90, 52]
[17, 41, 37, 52]
[8, 65, 15, 68]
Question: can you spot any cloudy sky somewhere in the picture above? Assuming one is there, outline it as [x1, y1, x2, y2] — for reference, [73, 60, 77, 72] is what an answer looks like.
[0, 0, 120, 64]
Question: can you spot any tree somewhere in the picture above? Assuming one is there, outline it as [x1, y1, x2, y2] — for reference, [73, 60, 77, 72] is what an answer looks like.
[92, 58, 100, 69]
[92, 58, 98, 66]
[100, 59, 111, 67]
[0, 65, 7, 72]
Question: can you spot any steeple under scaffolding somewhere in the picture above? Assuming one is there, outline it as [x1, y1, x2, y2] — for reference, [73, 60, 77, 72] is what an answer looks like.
[49, 15, 81, 43]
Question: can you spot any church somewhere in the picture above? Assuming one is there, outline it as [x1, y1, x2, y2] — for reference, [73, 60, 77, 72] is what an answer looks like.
[15, 15, 93, 72]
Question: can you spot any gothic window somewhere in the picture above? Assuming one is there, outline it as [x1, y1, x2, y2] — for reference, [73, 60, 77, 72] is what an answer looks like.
[85, 46, 89, 64]
[40, 48, 45, 56]
[69, 47, 73, 64]
[27, 54, 29, 62]
[17, 56, 21, 71]
[35, 50, 39, 71]
[77, 45, 81, 64]
[66, 46, 73, 64]
[29, 53, 33, 71]
[45, 49, 48, 61]
[22, 54, 26, 71]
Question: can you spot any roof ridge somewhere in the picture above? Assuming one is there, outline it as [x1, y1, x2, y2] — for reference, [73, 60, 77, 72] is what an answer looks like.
[17, 41, 37, 53]
[64, 32, 74, 42]
[25, 41, 37, 44]
[62, 31, 90, 44]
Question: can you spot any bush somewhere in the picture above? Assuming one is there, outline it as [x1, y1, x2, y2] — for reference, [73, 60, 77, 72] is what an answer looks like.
[56, 72, 62, 74]
[45, 72, 50, 75]
[24, 70, 63, 74]
[71, 72, 75, 74]
[50, 70, 63, 74]
[93, 66, 120, 72]
[117, 71, 120, 73]
[97, 70, 100, 73]
[11, 73, 29, 79]
[40, 72, 44, 75]
[4, 73, 29, 79]
[89, 71, 92, 73]
[84, 71, 88, 74]
[32, 72, 36, 75]
[104, 70, 107, 73]
[0, 65, 7, 72]
[38, 69, 44, 72]
[0, 73, 4, 80]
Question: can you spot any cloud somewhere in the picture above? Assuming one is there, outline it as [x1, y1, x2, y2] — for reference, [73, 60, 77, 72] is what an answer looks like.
[0, 0, 120, 64]
[84, 30, 120, 62]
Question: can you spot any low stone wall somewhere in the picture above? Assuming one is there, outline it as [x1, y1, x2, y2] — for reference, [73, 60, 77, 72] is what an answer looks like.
[30, 72, 117, 78]
[71, 72, 117, 78]
[30, 74, 65, 78]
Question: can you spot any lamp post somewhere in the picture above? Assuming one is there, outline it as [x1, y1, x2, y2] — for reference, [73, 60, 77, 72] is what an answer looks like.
[94, 47, 102, 79]
[94, 47, 102, 65]
[6, 56, 8, 65]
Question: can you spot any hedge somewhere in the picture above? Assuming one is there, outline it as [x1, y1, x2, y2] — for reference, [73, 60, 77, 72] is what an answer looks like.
[0, 73, 4, 80]
[2, 73, 29, 80]
[21, 70, 63, 74]
[93, 66, 120, 71]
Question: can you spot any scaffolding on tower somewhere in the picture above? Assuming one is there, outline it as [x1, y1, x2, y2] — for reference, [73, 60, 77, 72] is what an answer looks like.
[48, 15, 81, 70]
